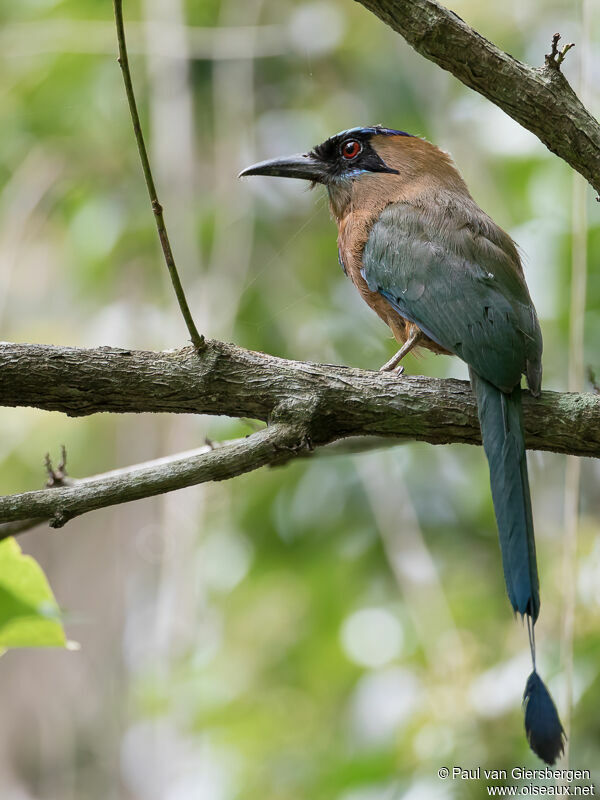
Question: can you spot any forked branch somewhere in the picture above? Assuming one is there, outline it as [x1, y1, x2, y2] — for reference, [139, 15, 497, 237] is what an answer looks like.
[0, 424, 308, 531]
[0, 340, 599, 531]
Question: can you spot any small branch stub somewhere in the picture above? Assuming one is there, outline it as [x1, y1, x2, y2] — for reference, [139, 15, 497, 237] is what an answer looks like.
[50, 508, 74, 529]
[545, 32, 575, 70]
[45, 446, 71, 488]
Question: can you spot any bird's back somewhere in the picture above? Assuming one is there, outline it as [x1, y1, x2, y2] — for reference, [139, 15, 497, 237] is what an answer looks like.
[335, 135, 542, 392]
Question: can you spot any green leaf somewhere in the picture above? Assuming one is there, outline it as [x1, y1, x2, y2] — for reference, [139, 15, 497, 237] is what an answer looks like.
[0, 538, 66, 649]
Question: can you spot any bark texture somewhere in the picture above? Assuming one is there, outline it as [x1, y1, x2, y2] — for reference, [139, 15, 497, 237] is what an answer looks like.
[1, 341, 598, 457]
[355, 0, 600, 194]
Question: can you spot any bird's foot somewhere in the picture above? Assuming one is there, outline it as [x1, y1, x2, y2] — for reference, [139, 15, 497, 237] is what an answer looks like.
[379, 359, 405, 376]
[379, 328, 422, 375]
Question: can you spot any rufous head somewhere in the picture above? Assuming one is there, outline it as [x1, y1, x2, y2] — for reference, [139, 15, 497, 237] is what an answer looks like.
[239, 126, 465, 219]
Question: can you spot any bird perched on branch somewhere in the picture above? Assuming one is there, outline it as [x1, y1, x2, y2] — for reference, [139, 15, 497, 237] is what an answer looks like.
[240, 126, 565, 763]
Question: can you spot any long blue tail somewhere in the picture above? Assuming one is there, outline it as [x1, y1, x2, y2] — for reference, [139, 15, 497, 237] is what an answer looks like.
[470, 370, 539, 620]
[470, 369, 565, 764]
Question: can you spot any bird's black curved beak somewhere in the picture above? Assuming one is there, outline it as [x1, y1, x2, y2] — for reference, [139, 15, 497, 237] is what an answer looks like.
[238, 153, 328, 184]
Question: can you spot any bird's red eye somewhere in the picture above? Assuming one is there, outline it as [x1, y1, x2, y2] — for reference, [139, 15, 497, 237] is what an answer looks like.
[341, 140, 362, 159]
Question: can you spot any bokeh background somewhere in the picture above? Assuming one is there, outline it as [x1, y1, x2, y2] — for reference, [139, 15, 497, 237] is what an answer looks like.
[1, 0, 599, 797]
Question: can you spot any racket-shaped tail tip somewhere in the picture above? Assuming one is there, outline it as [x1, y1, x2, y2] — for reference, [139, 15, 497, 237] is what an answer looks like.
[523, 670, 566, 765]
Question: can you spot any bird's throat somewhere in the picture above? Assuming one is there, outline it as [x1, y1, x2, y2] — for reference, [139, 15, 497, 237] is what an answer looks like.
[327, 181, 353, 221]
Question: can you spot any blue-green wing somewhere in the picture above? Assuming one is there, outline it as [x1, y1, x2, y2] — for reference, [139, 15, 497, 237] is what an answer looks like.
[362, 202, 542, 393]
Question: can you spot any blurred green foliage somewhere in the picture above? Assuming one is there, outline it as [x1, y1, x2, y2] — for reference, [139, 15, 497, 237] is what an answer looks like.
[0, 0, 599, 798]
[0, 538, 66, 650]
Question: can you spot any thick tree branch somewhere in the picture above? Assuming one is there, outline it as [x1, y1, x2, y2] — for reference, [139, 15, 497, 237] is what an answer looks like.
[1, 341, 599, 459]
[355, 0, 600, 195]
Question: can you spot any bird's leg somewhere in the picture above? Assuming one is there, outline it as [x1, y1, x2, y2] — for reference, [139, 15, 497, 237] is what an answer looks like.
[379, 326, 422, 375]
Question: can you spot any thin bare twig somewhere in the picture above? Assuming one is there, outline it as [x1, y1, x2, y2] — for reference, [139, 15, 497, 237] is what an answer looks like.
[45, 445, 72, 487]
[0, 424, 308, 529]
[112, 0, 205, 351]
[545, 32, 575, 70]
[0, 447, 73, 538]
[0, 434, 410, 537]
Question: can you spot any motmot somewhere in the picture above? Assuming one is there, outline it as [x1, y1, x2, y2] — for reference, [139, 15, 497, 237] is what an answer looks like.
[240, 126, 565, 763]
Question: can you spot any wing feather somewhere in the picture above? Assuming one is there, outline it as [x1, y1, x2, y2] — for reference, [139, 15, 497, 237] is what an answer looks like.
[362, 202, 542, 393]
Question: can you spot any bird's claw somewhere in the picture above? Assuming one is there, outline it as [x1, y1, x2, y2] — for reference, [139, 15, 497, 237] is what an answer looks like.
[379, 361, 405, 375]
